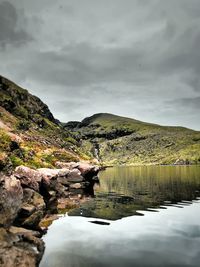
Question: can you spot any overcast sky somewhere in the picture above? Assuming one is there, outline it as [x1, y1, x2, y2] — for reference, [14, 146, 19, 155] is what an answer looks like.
[0, 0, 200, 130]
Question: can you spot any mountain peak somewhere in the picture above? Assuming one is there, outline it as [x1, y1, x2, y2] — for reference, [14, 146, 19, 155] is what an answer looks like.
[0, 75, 56, 123]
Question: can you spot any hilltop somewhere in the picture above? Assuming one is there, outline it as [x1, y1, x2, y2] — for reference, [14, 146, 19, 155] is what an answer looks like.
[65, 113, 200, 165]
[1, 75, 200, 168]
[0, 75, 91, 171]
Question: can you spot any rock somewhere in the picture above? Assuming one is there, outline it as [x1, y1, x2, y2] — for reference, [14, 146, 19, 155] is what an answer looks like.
[38, 168, 69, 187]
[57, 176, 70, 186]
[14, 166, 41, 191]
[58, 168, 70, 177]
[39, 215, 59, 229]
[0, 227, 44, 267]
[55, 161, 78, 169]
[22, 188, 45, 212]
[174, 159, 190, 165]
[9, 226, 41, 238]
[69, 183, 83, 189]
[38, 168, 59, 178]
[67, 169, 84, 182]
[20, 204, 36, 217]
[77, 163, 99, 180]
[22, 210, 44, 230]
[15, 189, 45, 230]
[0, 175, 23, 227]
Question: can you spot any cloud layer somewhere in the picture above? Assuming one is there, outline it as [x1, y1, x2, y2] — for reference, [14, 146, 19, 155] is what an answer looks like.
[0, 0, 200, 129]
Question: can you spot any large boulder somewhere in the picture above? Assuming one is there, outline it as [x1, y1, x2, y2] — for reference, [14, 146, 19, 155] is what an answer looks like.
[77, 163, 99, 180]
[67, 169, 84, 182]
[14, 166, 42, 192]
[38, 168, 70, 185]
[55, 161, 79, 169]
[0, 175, 23, 227]
[0, 227, 44, 267]
[15, 189, 46, 230]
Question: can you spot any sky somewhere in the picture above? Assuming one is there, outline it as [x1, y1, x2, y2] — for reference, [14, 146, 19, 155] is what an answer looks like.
[0, 0, 200, 130]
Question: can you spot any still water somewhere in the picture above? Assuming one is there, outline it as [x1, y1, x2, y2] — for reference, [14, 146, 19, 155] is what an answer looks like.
[40, 166, 200, 267]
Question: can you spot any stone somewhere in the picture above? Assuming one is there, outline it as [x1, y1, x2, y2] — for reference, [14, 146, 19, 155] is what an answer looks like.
[77, 163, 99, 180]
[69, 183, 82, 189]
[14, 166, 41, 191]
[58, 168, 70, 177]
[39, 215, 59, 229]
[56, 161, 80, 169]
[0, 175, 23, 227]
[0, 227, 44, 267]
[15, 189, 45, 230]
[67, 169, 84, 182]
[20, 204, 36, 217]
[9, 226, 41, 238]
[37, 168, 59, 185]
[57, 176, 70, 186]
[22, 188, 45, 211]
[22, 210, 44, 230]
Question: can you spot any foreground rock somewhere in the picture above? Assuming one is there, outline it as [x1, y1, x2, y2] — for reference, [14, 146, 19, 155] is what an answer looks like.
[14, 162, 99, 200]
[0, 227, 44, 267]
[15, 188, 46, 230]
[0, 162, 99, 267]
[0, 175, 23, 227]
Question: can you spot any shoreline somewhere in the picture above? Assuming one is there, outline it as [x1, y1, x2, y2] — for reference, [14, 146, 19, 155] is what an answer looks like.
[0, 162, 100, 267]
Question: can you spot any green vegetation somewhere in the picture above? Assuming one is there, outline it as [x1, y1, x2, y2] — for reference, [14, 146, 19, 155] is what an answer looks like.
[1, 74, 199, 169]
[0, 75, 92, 171]
[66, 113, 200, 166]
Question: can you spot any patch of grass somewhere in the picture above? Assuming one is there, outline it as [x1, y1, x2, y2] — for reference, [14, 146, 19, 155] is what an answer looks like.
[10, 155, 24, 168]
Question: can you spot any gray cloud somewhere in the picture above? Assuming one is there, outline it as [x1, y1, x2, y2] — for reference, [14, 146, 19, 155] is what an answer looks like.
[167, 97, 200, 110]
[0, 1, 32, 48]
[0, 0, 199, 129]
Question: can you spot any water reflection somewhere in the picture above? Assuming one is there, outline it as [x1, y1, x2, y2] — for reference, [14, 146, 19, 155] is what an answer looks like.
[69, 166, 200, 220]
[40, 201, 200, 267]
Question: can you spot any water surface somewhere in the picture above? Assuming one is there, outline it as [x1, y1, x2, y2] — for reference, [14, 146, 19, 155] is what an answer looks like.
[40, 166, 200, 267]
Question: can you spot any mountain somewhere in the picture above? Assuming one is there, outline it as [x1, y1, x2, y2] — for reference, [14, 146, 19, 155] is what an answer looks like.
[1, 75, 200, 169]
[65, 113, 200, 165]
[0, 75, 91, 171]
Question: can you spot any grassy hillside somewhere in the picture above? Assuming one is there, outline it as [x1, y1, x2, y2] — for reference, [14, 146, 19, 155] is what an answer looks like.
[0, 75, 91, 171]
[65, 113, 200, 165]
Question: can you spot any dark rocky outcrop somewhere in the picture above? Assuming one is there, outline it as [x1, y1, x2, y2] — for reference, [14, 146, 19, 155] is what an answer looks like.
[0, 76, 56, 124]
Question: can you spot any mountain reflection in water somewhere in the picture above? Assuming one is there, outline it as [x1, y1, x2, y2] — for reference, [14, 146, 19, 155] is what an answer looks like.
[68, 166, 200, 220]
[40, 166, 200, 267]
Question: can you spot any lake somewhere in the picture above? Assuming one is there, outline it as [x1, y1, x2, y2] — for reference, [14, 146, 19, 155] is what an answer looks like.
[40, 166, 200, 267]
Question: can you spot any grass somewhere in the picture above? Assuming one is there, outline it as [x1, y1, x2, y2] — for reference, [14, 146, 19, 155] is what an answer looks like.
[68, 113, 200, 165]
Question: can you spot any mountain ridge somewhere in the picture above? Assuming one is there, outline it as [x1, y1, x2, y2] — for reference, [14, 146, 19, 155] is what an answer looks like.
[65, 113, 200, 165]
[0, 75, 91, 171]
[65, 112, 196, 131]
[1, 75, 200, 168]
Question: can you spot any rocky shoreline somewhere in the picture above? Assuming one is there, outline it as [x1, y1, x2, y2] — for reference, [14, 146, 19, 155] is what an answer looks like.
[0, 162, 99, 267]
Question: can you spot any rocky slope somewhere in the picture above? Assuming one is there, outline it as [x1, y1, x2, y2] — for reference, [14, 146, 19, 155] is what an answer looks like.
[65, 113, 200, 165]
[0, 75, 92, 172]
[0, 75, 100, 267]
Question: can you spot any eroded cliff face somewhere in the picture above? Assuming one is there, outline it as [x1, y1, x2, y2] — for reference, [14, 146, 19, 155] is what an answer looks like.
[65, 113, 200, 165]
